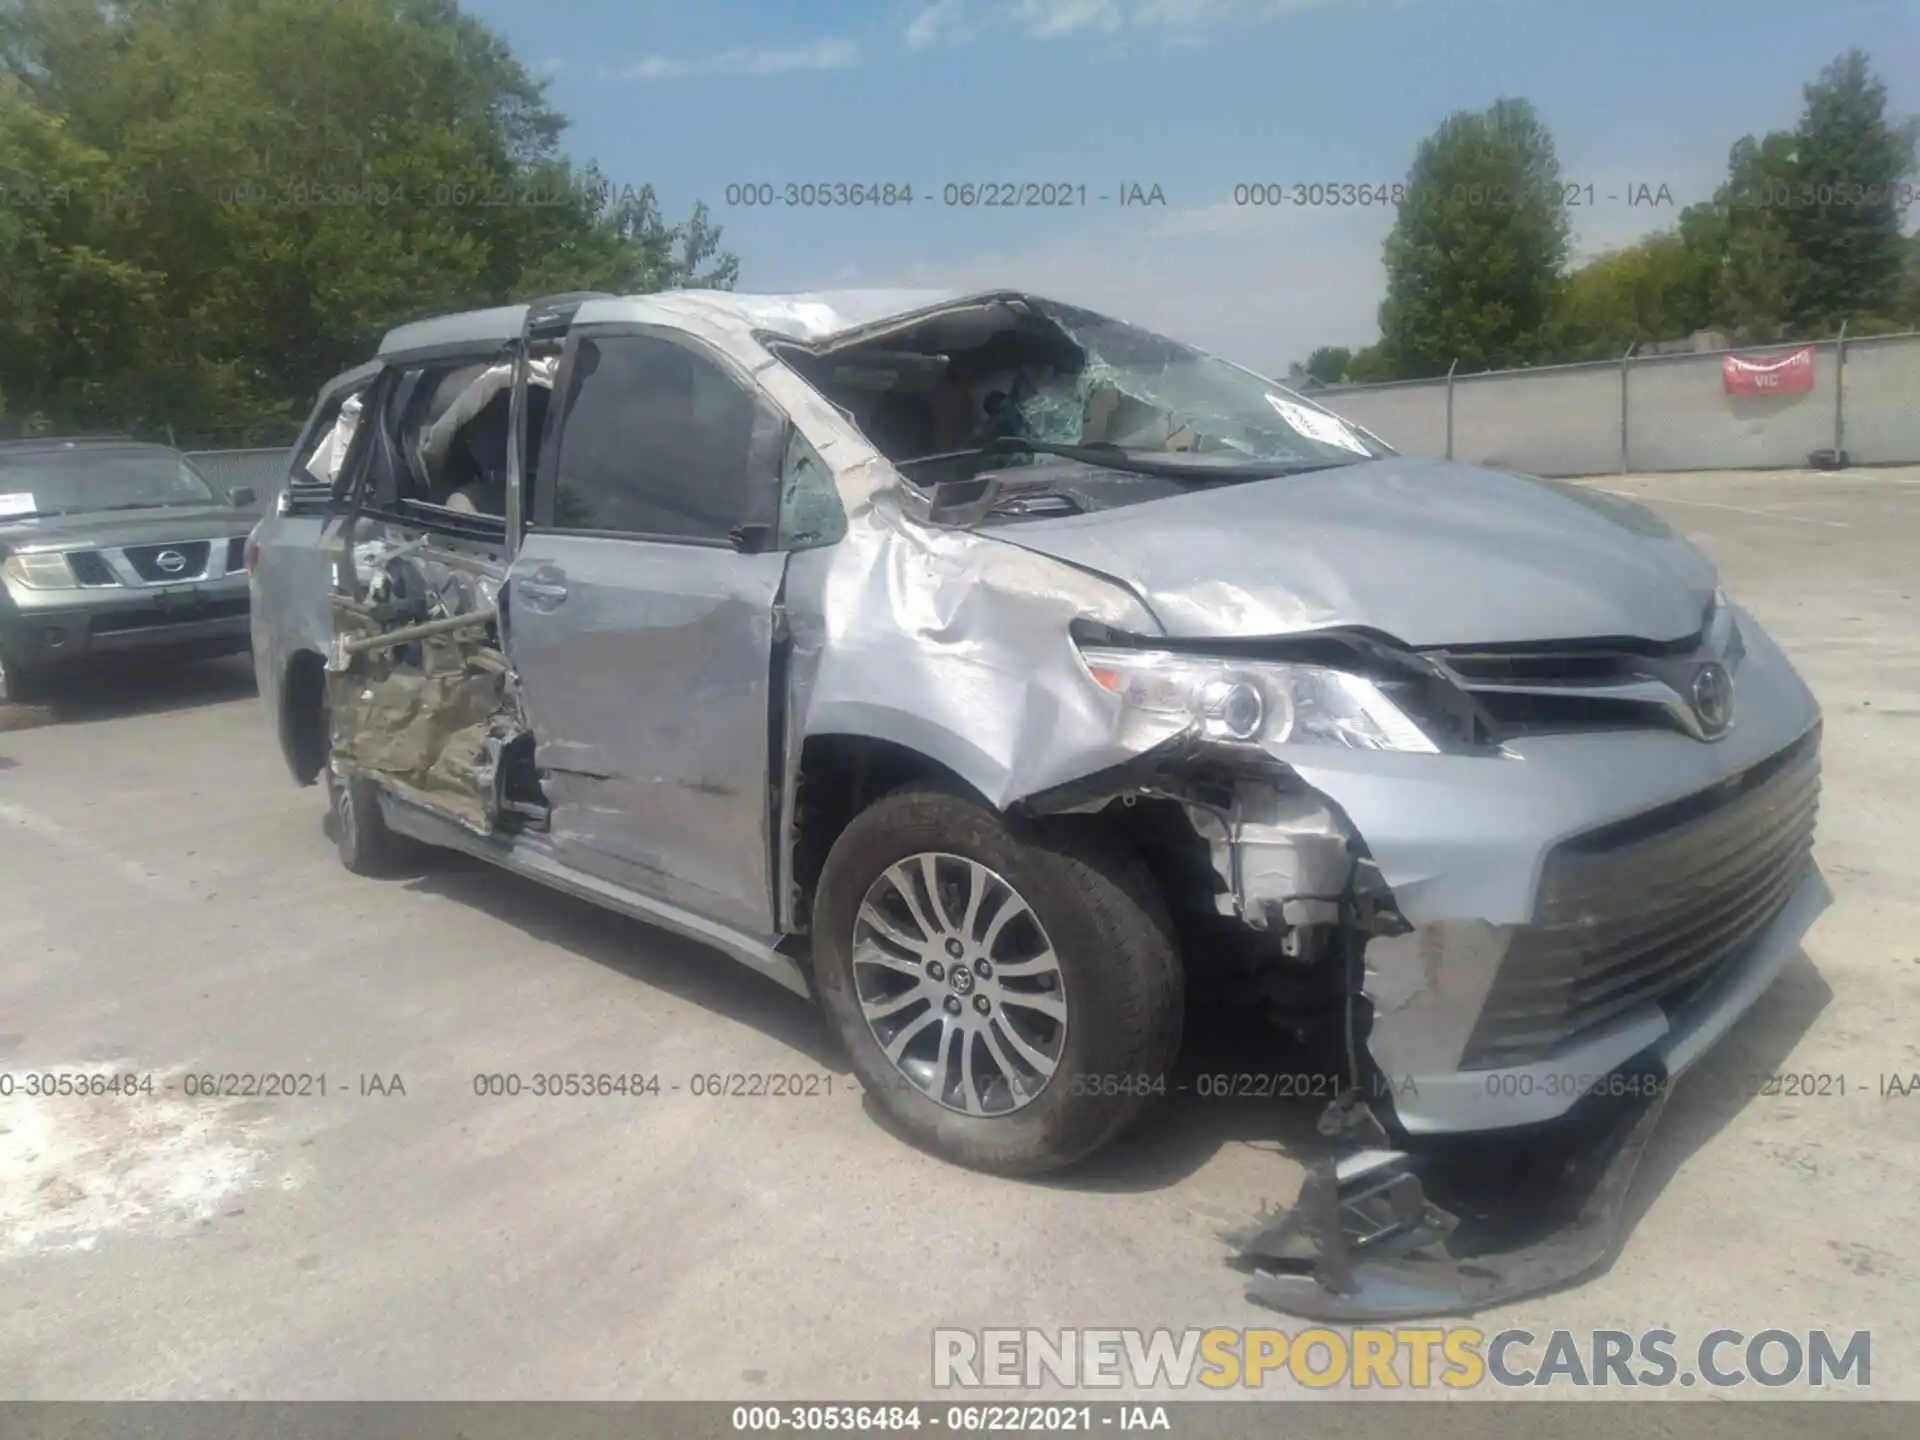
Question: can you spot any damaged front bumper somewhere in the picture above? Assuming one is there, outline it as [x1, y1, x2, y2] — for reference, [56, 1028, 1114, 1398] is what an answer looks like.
[1229, 863, 1827, 1320]
[1176, 624, 1830, 1318]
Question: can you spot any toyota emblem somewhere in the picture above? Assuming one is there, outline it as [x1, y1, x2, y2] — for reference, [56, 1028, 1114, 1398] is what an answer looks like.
[1690, 662, 1734, 737]
[154, 549, 188, 575]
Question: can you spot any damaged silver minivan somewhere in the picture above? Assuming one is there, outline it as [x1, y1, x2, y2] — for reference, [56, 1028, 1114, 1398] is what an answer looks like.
[252, 288, 1828, 1317]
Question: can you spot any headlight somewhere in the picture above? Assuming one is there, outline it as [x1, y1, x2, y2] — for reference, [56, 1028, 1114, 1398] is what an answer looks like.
[1077, 645, 1440, 753]
[2, 552, 77, 590]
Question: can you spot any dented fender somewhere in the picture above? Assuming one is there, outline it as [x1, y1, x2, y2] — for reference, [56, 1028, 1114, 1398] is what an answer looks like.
[782, 475, 1187, 813]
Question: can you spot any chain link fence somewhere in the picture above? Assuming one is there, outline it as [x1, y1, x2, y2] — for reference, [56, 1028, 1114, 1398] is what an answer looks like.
[1316, 329, 1920, 477]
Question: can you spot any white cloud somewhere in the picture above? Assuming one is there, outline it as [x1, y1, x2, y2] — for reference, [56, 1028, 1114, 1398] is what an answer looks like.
[615, 39, 860, 81]
[905, 0, 970, 50]
[986, 0, 1341, 42]
[1010, 0, 1124, 36]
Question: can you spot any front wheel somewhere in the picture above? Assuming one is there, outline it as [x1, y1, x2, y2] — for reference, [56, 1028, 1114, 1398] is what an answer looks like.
[327, 768, 410, 876]
[812, 787, 1184, 1176]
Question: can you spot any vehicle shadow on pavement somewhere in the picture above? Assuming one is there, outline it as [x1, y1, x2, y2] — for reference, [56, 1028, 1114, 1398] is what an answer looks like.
[1062, 950, 1832, 1230]
[6, 654, 257, 728]
[1609, 950, 1833, 1245]
[370, 836, 1835, 1222]
[382, 844, 1342, 1191]
[395, 852, 847, 1073]
[1042, 1008, 1338, 1194]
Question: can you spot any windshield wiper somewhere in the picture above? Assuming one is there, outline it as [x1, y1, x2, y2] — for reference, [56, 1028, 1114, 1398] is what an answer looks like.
[70, 500, 213, 514]
[985, 436, 1342, 482]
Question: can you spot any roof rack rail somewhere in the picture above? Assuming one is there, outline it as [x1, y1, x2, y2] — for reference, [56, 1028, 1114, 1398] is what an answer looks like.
[524, 290, 617, 338]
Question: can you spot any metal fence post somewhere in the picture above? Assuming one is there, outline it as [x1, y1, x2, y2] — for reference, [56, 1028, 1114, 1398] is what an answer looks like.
[1619, 343, 1636, 474]
[1833, 319, 1848, 463]
[1445, 357, 1458, 460]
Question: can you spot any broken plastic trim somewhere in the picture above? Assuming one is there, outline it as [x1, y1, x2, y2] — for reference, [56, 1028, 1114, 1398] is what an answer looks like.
[1019, 739, 1677, 1322]
[1231, 1071, 1674, 1320]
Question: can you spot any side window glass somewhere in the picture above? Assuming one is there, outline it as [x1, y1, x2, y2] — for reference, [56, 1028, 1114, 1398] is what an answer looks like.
[549, 334, 757, 540]
[777, 429, 847, 550]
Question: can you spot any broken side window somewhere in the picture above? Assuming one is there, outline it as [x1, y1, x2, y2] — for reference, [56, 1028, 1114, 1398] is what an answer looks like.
[776, 428, 846, 550]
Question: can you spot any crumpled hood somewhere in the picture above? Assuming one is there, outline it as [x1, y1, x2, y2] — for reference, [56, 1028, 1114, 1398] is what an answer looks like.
[0, 504, 254, 553]
[987, 456, 1718, 647]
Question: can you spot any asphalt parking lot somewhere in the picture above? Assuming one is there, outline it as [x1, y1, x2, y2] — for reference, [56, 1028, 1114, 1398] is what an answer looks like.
[2, 466, 1918, 1403]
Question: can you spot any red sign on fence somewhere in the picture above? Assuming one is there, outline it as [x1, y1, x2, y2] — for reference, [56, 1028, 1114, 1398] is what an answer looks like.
[1723, 346, 1816, 395]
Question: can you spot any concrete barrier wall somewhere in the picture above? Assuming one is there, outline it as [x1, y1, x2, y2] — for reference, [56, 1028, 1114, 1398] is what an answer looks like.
[1322, 381, 1449, 459]
[1454, 363, 1623, 476]
[1626, 343, 1836, 472]
[1831, 334, 1920, 467]
[1317, 332, 1920, 475]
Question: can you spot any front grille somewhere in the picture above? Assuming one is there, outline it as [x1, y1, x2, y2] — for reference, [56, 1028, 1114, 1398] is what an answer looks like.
[1442, 650, 1647, 685]
[225, 535, 249, 573]
[1429, 635, 1717, 739]
[1461, 727, 1821, 1068]
[66, 550, 119, 586]
[124, 540, 210, 582]
[89, 595, 249, 634]
[1471, 691, 1665, 735]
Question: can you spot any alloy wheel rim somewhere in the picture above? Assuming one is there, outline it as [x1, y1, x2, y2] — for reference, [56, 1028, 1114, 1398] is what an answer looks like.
[850, 852, 1068, 1116]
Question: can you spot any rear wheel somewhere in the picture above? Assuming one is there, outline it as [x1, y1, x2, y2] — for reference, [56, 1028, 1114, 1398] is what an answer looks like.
[327, 768, 409, 876]
[813, 786, 1184, 1176]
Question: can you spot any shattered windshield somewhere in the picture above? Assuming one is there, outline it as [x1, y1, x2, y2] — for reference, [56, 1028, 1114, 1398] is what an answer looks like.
[996, 301, 1388, 468]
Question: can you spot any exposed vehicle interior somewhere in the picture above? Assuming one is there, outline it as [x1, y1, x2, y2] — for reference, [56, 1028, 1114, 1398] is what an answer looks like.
[770, 294, 1379, 520]
[348, 347, 560, 525]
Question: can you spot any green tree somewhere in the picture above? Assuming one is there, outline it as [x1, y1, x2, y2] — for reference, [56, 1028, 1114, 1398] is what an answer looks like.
[1375, 98, 1571, 377]
[1547, 233, 1711, 359]
[1340, 342, 1396, 384]
[0, 72, 169, 436]
[1673, 51, 1914, 340]
[0, 0, 738, 444]
[1779, 49, 1916, 329]
[1302, 345, 1352, 385]
[1899, 230, 1920, 325]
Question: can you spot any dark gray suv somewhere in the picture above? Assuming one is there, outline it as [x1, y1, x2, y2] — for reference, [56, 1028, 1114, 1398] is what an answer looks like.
[0, 437, 260, 702]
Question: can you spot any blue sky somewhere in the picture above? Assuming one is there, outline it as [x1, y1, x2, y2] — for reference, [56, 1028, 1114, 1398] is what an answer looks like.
[462, 0, 1920, 372]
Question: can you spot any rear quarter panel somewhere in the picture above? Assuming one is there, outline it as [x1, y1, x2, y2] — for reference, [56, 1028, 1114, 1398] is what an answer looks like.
[250, 507, 345, 763]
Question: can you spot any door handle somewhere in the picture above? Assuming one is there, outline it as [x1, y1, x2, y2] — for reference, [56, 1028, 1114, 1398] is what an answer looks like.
[517, 576, 569, 606]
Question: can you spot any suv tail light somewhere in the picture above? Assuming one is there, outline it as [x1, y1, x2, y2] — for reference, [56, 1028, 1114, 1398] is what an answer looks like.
[243, 530, 261, 576]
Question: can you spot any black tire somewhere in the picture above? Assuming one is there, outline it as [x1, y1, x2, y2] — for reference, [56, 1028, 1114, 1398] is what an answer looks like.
[327, 768, 409, 876]
[813, 785, 1184, 1176]
[0, 651, 45, 706]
